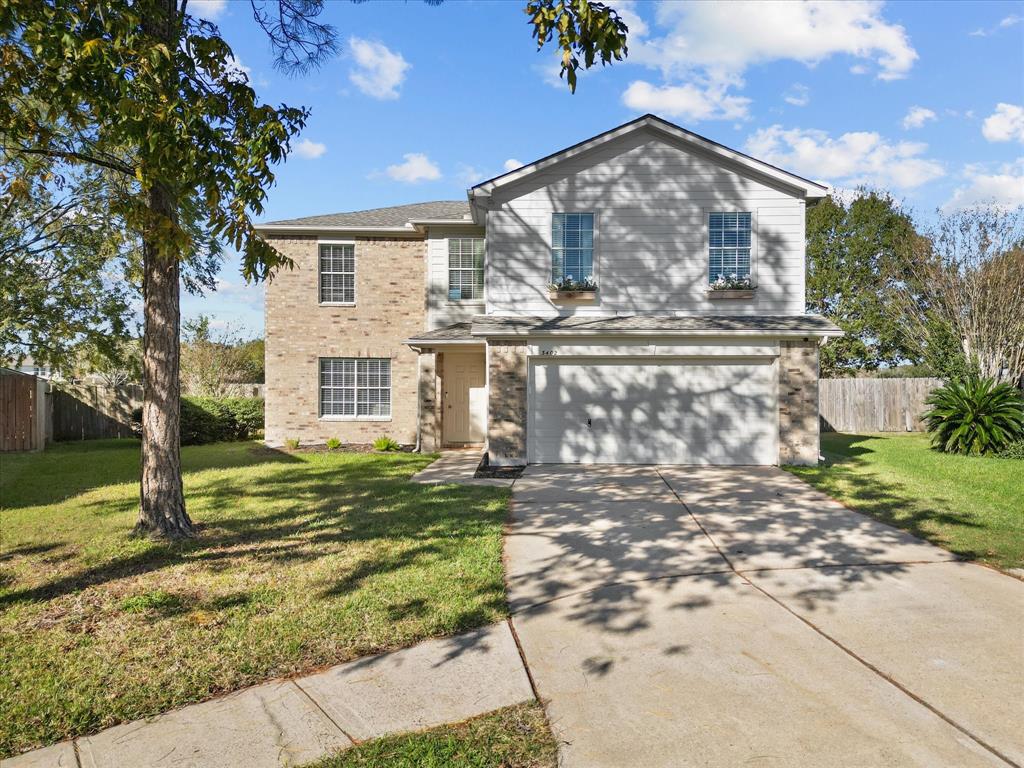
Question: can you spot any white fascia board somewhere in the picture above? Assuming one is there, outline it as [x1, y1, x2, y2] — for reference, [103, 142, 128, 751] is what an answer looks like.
[470, 115, 828, 200]
[472, 327, 844, 339]
[254, 224, 418, 235]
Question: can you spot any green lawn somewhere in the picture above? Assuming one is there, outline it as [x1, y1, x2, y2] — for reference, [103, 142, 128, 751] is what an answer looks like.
[0, 440, 510, 758]
[307, 703, 557, 768]
[786, 433, 1024, 571]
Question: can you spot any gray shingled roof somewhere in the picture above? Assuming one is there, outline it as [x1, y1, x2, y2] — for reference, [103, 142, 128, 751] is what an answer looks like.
[470, 315, 842, 336]
[407, 322, 476, 343]
[262, 201, 471, 228]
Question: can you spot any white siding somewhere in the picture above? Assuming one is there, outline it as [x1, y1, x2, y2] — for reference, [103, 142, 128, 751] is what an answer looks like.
[484, 129, 807, 317]
[425, 224, 486, 329]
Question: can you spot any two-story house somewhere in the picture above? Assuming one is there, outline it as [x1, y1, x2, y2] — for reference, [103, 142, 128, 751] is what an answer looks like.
[257, 115, 841, 466]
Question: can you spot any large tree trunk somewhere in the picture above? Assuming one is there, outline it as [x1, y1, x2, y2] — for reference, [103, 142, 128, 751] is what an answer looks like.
[135, 183, 193, 538]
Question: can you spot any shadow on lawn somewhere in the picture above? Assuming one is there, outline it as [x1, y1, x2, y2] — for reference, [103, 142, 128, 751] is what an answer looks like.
[793, 433, 984, 561]
[1, 456, 509, 637]
[0, 440, 303, 510]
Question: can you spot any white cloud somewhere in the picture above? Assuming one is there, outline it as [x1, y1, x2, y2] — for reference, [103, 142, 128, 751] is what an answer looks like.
[784, 84, 810, 107]
[849, 64, 869, 75]
[969, 14, 1021, 36]
[348, 37, 409, 100]
[386, 153, 441, 183]
[745, 125, 944, 189]
[189, 0, 226, 20]
[293, 139, 326, 159]
[982, 103, 1024, 143]
[618, 1, 915, 123]
[631, 1, 917, 81]
[901, 106, 936, 130]
[503, 159, 524, 172]
[622, 80, 751, 121]
[943, 159, 1024, 211]
[455, 163, 483, 186]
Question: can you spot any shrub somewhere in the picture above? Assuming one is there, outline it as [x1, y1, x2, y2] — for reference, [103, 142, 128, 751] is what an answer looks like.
[284, 438, 300, 450]
[130, 396, 264, 445]
[372, 436, 400, 452]
[996, 439, 1024, 460]
[325, 437, 342, 451]
[923, 377, 1024, 456]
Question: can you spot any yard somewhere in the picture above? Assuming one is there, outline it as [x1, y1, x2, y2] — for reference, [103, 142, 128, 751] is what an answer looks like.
[786, 433, 1024, 571]
[0, 440, 510, 758]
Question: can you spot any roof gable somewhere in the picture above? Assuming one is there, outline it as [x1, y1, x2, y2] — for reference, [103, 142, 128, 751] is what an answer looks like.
[470, 115, 827, 202]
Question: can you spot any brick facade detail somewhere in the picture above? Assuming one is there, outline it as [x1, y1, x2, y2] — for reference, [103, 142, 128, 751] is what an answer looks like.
[264, 235, 426, 447]
[778, 340, 820, 465]
[486, 341, 528, 465]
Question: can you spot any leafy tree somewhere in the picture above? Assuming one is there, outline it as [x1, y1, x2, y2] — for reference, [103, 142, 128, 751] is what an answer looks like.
[0, 157, 137, 370]
[237, 338, 265, 384]
[894, 205, 1024, 385]
[180, 314, 255, 396]
[805, 191, 921, 376]
[0, 0, 628, 538]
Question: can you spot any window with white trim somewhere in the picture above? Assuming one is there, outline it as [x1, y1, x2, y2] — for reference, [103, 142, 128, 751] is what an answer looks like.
[448, 238, 484, 301]
[319, 358, 391, 418]
[708, 212, 752, 283]
[320, 244, 355, 303]
[551, 213, 594, 283]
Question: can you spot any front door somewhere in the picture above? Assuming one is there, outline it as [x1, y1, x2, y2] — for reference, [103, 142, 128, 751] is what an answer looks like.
[443, 352, 486, 444]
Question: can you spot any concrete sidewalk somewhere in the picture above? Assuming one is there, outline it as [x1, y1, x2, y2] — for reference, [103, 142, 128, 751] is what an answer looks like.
[3, 623, 533, 768]
[410, 450, 514, 488]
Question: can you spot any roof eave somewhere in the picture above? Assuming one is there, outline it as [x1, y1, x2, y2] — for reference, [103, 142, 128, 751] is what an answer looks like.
[470, 114, 828, 200]
[254, 224, 419, 235]
[470, 327, 844, 339]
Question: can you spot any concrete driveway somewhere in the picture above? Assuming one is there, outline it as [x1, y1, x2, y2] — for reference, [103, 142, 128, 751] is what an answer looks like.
[506, 465, 1024, 768]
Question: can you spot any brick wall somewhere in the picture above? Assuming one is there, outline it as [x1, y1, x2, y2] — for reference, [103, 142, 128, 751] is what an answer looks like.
[264, 235, 426, 447]
[486, 341, 528, 465]
[778, 340, 820, 465]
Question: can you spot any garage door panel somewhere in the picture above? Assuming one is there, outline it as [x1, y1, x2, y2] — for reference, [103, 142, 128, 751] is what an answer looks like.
[530, 359, 777, 465]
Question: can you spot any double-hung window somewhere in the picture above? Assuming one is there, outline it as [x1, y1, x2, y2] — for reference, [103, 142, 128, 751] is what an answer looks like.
[320, 243, 355, 304]
[551, 213, 594, 283]
[448, 238, 485, 301]
[708, 212, 752, 283]
[320, 358, 391, 418]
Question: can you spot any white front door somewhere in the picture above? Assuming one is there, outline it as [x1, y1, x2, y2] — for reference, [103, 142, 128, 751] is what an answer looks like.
[529, 358, 778, 464]
[443, 352, 487, 444]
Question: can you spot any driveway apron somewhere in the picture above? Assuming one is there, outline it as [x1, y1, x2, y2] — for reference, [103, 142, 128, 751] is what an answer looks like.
[507, 464, 1024, 768]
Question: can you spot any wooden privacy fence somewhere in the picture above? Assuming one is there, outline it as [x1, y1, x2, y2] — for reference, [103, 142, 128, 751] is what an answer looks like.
[820, 377, 943, 433]
[51, 382, 143, 441]
[1, 370, 46, 451]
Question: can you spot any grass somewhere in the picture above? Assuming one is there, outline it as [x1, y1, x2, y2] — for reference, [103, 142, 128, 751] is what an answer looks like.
[306, 703, 557, 768]
[785, 433, 1024, 571]
[0, 440, 510, 758]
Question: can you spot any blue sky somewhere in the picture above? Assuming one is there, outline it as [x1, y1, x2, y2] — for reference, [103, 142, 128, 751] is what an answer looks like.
[181, 0, 1024, 335]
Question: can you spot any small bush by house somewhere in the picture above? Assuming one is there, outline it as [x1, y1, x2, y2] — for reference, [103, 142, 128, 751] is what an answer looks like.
[923, 377, 1024, 456]
[132, 397, 264, 445]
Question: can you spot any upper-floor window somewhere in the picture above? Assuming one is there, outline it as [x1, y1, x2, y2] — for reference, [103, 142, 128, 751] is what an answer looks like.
[708, 212, 752, 284]
[448, 238, 485, 301]
[551, 213, 594, 283]
[320, 357, 391, 418]
[320, 243, 355, 304]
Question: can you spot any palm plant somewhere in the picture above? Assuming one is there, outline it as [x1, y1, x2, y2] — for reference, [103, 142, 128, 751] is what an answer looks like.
[923, 377, 1024, 455]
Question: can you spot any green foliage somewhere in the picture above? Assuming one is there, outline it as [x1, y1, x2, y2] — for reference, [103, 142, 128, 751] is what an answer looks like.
[237, 338, 265, 383]
[806, 191, 922, 376]
[325, 437, 342, 451]
[373, 436, 400, 452]
[549, 275, 597, 291]
[526, 0, 629, 92]
[0, 159, 138, 370]
[923, 378, 1024, 456]
[285, 438, 300, 450]
[131, 396, 263, 445]
[996, 439, 1024, 460]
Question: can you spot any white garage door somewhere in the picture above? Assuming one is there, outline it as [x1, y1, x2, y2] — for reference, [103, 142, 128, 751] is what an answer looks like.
[529, 358, 778, 465]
